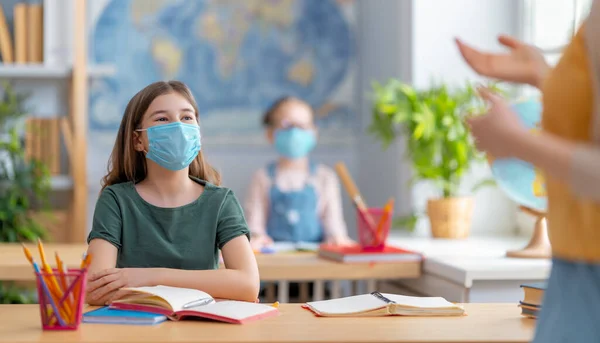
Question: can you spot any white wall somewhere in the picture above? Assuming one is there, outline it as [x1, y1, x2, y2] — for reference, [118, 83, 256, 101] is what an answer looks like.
[355, 0, 414, 231]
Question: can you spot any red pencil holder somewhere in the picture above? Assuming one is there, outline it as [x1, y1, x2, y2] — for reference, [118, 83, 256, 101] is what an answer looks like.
[35, 268, 87, 330]
[357, 208, 393, 251]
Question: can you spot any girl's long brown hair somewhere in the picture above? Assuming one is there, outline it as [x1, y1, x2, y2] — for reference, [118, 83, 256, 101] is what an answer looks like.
[101, 81, 221, 190]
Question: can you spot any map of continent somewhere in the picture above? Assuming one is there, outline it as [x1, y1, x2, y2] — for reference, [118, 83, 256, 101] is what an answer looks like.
[89, 0, 356, 144]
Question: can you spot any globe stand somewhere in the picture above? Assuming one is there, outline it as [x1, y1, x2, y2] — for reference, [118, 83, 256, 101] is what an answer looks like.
[506, 206, 551, 259]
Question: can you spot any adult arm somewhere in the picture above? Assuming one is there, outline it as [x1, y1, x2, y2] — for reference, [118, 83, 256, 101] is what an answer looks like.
[455, 35, 550, 88]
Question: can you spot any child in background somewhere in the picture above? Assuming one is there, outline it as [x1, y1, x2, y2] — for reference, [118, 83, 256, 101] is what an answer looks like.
[245, 96, 354, 249]
[85, 81, 259, 306]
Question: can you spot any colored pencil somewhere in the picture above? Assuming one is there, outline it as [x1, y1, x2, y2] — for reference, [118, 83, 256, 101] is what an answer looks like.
[334, 162, 378, 231]
[373, 198, 394, 245]
[55, 252, 75, 322]
[72, 252, 91, 310]
[21, 244, 65, 326]
[37, 239, 73, 323]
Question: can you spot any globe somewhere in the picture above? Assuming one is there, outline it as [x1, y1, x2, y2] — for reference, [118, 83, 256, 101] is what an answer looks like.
[489, 98, 547, 213]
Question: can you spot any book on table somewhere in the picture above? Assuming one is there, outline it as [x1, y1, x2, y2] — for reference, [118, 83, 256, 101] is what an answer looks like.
[259, 241, 319, 254]
[303, 292, 465, 317]
[317, 244, 422, 263]
[108, 285, 279, 324]
[83, 306, 168, 325]
[518, 282, 546, 318]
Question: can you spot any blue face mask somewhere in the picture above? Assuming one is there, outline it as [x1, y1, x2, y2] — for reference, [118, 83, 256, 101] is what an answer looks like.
[137, 122, 201, 171]
[274, 128, 316, 159]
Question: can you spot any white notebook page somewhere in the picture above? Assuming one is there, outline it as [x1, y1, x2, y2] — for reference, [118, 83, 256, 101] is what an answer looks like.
[306, 294, 388, 315]
[189, 301, 277, 320]
[382, 293, 458, 309]
[121, 285, 213, 311]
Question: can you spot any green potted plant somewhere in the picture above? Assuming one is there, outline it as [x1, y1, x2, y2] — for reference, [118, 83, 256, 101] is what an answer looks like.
[368, 79, 495, 238]
[0, 81, 51, 303]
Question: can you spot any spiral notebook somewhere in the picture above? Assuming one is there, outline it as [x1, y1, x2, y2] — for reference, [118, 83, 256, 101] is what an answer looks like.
[304, 292, 465, 317]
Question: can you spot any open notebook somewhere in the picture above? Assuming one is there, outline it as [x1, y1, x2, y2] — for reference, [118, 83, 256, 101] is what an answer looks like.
[109, 285, 279, 324]
[304, 292, 465, 317]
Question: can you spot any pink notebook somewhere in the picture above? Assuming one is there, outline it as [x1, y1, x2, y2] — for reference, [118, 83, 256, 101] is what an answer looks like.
[109, 285, 278, 324]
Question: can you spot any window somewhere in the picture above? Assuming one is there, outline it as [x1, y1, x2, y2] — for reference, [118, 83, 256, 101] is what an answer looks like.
[522, 0, 593, 66]
[518, 0, 592, 96]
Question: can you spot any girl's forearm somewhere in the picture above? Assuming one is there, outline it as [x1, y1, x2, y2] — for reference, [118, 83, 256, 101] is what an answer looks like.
[150, 268, 260, 302]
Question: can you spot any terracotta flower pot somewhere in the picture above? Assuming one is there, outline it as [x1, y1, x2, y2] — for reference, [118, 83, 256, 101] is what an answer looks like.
[427, 197, 474, 239]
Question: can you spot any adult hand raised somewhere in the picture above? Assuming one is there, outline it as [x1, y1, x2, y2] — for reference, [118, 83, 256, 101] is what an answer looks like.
[455, 35, 550, 88]
[466, 86, 527, 159]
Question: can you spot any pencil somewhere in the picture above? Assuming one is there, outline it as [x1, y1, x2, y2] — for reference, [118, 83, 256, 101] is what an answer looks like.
[55, 252, 74, 321]
[37, 239, 73, 323]
[334, 162, 378, 230]
[73, 252, 92, 309]
[31, 261, 67, 327]
[374, 198, 394, 245]
[55, 253, 68, 293]
[21, 244, 64, 326]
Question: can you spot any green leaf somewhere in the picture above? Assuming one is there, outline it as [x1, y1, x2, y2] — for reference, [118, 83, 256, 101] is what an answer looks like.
[392, 214, 419, 232]
[413, 122, 425, 140]
[0, 82, 50, 247]
[368, 78, 491, 196]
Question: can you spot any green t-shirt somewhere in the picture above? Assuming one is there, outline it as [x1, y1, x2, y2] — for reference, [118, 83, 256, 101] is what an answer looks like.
[87, 177, 250, 270]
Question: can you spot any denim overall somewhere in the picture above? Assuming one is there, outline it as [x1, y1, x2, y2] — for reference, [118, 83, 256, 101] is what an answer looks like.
[266, 161, 323, 243]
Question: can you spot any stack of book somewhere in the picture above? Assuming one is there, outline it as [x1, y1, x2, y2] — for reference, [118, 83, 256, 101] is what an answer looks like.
[0, 2, 43, 64]
[518, 282, 546, 318]
[318, 244, 422, 263]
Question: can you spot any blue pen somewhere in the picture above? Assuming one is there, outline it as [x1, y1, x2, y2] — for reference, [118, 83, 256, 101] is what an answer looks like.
[260, 246, 276, 254]
[33, 262, 66, 326]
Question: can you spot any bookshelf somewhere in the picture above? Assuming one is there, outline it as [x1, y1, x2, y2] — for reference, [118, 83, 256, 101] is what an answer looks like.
[0, 0, 97, 243]
[0, 64, 116, 79]
[50, 175, 73, 191]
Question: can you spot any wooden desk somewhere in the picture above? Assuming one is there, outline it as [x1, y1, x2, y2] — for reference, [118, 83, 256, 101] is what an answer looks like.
[0, 243, 421, 302]
[0, 304, 535, 343]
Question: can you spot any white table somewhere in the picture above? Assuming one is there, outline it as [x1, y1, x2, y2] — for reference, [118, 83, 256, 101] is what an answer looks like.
[386, 234, 552, 303]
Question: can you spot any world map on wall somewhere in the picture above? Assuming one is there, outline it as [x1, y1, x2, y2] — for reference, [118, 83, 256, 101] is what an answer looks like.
[89, 0, 356, 144]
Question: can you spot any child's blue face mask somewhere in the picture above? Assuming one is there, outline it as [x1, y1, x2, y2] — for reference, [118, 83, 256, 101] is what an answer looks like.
[274, 127, 316, 159]
[136, 122, 201, 171]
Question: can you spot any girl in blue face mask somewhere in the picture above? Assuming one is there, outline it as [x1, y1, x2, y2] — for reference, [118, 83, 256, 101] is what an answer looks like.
[244, 97, 354, 250]
[84, 81, 259, 306]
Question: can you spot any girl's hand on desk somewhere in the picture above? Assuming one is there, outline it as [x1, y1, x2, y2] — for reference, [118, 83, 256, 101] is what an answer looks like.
[86, 268, 156, 304]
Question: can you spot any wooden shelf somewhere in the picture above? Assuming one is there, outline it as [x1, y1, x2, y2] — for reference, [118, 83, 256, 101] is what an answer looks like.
[88, 64, 117, 77]
[0, 64, 116, 79]
[50, 175, 73, 191]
